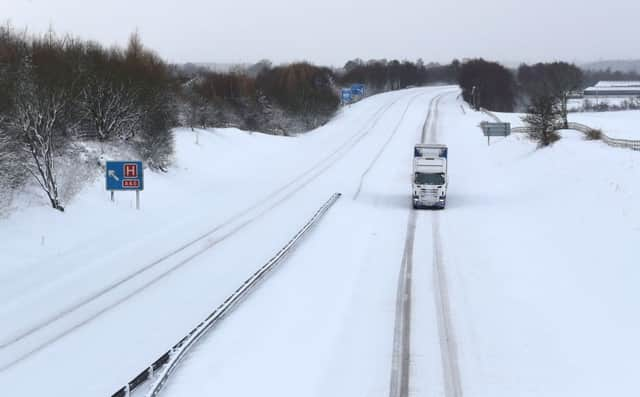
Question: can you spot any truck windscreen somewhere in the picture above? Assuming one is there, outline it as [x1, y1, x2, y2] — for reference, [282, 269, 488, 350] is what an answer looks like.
[414, 172, 445, 185]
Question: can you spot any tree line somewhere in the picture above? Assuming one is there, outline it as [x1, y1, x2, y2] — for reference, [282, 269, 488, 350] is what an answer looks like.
[180, 61, 339, 133]
[340, 58, 459, 93]
[582, 68, 640, 87]
[179, 58, 460, 133]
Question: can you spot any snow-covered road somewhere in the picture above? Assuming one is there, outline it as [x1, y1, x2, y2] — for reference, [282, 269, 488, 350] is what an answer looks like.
[1, 86, 638, 397]
[158, 88, 456, 397]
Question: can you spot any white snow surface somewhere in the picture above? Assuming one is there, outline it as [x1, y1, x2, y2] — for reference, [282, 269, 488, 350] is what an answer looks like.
[570, 110, 640, 139]
[496, 109, 640, 140]
[1, 88, 639, 397]
[441, 99, 639, 397]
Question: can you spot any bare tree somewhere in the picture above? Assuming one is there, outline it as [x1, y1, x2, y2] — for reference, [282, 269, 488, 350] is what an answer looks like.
[79, 78, 142, 140]
[521, 94, 562, 147]
[182, 86, 208, 130]
[517, 62, 582, 128]
[548, 62, 583, 129]
[10, 57, 68, 211]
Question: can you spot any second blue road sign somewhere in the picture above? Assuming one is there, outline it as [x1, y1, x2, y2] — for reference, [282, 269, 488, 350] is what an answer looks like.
[351, 84, 365, 96]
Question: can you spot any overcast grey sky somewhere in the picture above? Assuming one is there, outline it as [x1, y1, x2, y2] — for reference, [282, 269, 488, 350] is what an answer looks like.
[3, 0, 640, 66]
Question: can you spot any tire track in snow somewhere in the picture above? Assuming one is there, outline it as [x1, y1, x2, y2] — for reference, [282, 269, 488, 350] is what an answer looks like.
[389, 211, 416, 397]
[388, 89, 461, 397]
[388, 90, 447, 397]
[423, 91, 464, 397]
[0, 92, 410, 371]
[353, 92, 426, 200]
[356, 88, 454, 201]
[432, 212, 463, 397]
[421, 91, 449, 144]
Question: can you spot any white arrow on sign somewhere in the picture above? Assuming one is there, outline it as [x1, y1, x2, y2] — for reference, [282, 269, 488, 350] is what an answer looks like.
[108, 170, 120, 181]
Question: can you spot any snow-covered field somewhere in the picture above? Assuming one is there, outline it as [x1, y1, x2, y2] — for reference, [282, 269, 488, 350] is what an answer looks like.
[1, 87, 638, 397]
[495, 108, 640, 140]
[570, 110, 640, 139]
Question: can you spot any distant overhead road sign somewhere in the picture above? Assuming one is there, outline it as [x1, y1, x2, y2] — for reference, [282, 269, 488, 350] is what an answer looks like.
[351, 84, 365, 96]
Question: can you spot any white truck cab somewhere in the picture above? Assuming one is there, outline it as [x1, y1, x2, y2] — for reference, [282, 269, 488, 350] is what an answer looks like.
[412, 144, 448, 209]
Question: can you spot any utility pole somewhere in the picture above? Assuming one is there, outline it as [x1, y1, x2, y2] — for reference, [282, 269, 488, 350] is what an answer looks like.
[471, 86, 477, 109]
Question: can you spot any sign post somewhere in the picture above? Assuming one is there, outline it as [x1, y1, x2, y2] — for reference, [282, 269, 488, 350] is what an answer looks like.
[106, 161, 144, 209]
[480, 122, 511, 145]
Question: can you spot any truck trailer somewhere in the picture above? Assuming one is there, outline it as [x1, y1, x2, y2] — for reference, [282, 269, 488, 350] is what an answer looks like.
[412, 144, 448, 209]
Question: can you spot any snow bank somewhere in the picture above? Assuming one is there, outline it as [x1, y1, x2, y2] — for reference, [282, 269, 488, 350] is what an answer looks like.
[441, 95, 640, 397]
[570, 110, 640, 139]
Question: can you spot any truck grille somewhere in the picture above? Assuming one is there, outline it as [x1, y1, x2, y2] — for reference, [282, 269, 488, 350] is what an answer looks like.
[420, 188, 439, 196]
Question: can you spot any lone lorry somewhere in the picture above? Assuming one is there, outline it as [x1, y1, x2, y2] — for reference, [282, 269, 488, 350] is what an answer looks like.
[412, 144, 448, 209]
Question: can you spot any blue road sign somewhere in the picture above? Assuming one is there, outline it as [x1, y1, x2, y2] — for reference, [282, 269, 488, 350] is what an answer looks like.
[106, 161, 144, 191]
[351, 84, 365, 96]
[341, 88, 353, 103]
